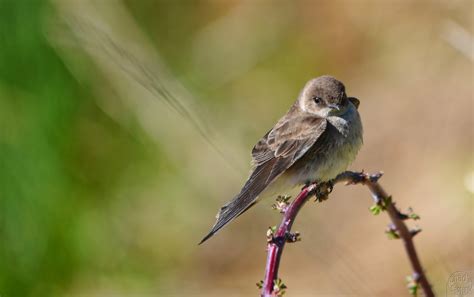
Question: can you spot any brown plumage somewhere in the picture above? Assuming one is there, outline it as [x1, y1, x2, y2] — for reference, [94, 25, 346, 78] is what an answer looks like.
[200, 76, 363, 244]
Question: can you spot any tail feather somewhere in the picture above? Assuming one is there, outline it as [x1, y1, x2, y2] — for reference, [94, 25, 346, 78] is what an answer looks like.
[199, 159, 277, 244]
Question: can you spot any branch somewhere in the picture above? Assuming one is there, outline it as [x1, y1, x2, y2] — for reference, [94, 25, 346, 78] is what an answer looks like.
[260, 184, 317, 296]
[260, 171, 434, 297]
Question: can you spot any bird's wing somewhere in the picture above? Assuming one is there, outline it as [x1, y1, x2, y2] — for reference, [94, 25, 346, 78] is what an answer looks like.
[200, 115, 327, 244]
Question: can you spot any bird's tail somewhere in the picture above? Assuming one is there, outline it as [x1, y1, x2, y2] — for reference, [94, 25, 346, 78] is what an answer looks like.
[199, 159, 277, 244]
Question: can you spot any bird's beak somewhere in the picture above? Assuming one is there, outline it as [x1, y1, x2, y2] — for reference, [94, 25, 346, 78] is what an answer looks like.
[328, 104, 340, 111]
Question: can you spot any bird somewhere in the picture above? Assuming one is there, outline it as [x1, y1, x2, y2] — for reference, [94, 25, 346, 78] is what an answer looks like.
[200, 75, 363, 244]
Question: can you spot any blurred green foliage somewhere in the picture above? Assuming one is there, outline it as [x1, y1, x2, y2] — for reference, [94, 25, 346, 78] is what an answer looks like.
[0, 1, 159, 295]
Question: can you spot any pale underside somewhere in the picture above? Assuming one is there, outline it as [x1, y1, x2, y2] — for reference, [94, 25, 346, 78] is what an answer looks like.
[255, 101, 363, 198]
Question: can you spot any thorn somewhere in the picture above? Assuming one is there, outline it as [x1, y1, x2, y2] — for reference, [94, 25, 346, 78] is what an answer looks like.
[369, 172, 384, 182]
[397, 211, 410, 220]
[407, 207, 421, 220]
[410, 227, 422, 237]
[285, 231, 301, 243]
[394, 205, 409, 220]
[256, 280, 263, 289]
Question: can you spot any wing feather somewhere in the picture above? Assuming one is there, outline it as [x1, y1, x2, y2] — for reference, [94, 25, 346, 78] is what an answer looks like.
[253, 115, 327, 164]
[200, 114, 327, 244]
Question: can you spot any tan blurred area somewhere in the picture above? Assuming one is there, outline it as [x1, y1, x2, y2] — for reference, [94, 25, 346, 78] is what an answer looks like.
[2, 0, 472, 296]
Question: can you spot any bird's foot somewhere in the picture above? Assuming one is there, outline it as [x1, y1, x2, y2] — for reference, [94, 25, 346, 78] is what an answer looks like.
[314, 181, 333, 202]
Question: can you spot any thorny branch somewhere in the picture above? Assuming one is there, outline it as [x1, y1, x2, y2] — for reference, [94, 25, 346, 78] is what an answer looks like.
[260, 171, 434, 297]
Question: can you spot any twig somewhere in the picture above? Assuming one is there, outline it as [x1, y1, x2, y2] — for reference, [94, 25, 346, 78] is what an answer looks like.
[261, 183, 317, 297]
[260, 171, 434, 297]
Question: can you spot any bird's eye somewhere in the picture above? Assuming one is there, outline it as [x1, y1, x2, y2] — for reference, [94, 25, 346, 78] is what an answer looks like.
[312, 96, 322, 104]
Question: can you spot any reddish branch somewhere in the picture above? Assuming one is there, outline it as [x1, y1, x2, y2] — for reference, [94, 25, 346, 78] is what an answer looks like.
[261, 171, 434, 297]
[261, 183, 317, 296]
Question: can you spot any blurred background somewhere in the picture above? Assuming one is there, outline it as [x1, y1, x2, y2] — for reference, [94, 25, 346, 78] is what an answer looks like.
[0, 0, 472, 296]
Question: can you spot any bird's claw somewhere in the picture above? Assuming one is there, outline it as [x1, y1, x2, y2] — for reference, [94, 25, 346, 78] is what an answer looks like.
[314, 181, 333, 202]
[326, 180, 334, 194]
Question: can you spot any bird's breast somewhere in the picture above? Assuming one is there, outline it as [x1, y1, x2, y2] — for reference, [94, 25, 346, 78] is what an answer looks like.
[286, 104, 363, 185]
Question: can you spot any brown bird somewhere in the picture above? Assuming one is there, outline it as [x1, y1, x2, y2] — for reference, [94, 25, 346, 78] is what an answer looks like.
[200, 75, 363, 244]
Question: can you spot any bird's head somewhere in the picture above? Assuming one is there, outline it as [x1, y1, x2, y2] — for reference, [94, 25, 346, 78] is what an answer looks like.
[297, 75, 359, 117]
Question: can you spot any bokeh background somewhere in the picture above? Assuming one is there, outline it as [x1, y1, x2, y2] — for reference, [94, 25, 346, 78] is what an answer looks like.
[0, 0, 472, 296]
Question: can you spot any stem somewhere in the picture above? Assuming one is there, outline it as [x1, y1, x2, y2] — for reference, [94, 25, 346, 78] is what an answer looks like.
[261, 183, 317, 297]
[338, 172, 434, 297]
[261, 171, 435, 297]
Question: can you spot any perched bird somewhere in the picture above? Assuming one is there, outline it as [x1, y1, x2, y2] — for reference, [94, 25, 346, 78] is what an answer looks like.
[200, 75, 363, 244]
